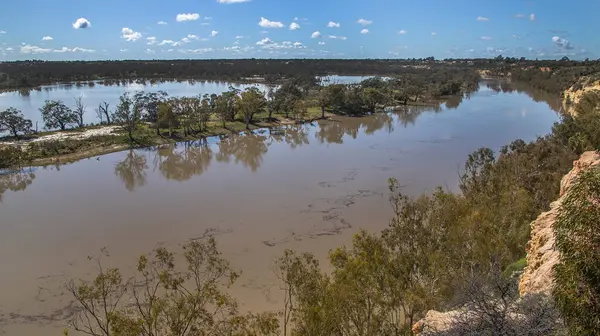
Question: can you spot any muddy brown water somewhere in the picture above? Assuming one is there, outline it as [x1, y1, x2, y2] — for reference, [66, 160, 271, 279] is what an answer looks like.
[0, 81, 561, 335]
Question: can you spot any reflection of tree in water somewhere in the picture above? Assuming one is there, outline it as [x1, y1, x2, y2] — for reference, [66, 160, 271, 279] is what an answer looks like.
[215, 134, 267, 172]
[268, 125, 310, 149]
[485, 80, 561, 112]
[154, 141, 213, 181]
[444, 95, 464, 109]
[0, 169, 36, 202]
[316, 112, 395, 144]
[115, 150, 148, 191]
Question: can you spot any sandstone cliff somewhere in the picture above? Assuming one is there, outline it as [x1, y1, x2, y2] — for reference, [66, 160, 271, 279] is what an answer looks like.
[519, 151, 600, 295]
[413, 151, 600, 335]
[563, 77, 600, 116]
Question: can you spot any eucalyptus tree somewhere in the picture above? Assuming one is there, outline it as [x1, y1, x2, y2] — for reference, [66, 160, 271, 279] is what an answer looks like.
[39, 100, 77, 131]
[0, 107, 32, 139]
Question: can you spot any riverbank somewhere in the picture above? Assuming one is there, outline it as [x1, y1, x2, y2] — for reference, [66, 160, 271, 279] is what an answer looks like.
[0, 108, 332, 167]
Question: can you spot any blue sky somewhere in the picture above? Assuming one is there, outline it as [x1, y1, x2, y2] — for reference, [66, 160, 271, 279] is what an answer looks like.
[0, 0, 597, 60]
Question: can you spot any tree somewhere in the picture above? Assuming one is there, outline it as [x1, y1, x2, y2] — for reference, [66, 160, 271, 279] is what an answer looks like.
[554, 165, 600, 335]
[135, 91, 168, 135]
[39, 100, 77, 131]
[222, 86, 241, 122]
[361, 87, 388, 114]
[317, 87, 332, 119]
[198, 94, 212, 132]
[158, 101, 177, 137]
[98, 101, 111, 124]
[0, 107, 32, 139]
[65, 235, 280, 336]
[112, 93, 141, 142]
[438, 267, 564, 336]
[214, 94, 230, 128]
[239, 87, 267, 129]
[73, 96, 86, 128]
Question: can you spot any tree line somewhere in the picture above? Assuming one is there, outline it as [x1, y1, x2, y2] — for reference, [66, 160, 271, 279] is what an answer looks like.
[0, 58, 494, 91]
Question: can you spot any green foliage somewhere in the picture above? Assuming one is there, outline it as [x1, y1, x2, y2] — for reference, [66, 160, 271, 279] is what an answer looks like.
[554, 166, 600, 335]
[67, 236, 280, 336]
[239, 87, 267, 128]
[0, 107, 33, 139]
[0, 146, 32, 169]
[112, 93, 142, 142]
[503, 257, 527, 278]
[39, 100, 78, 131]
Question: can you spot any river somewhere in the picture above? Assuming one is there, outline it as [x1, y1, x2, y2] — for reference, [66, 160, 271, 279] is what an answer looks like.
[0, 79, 561, 335]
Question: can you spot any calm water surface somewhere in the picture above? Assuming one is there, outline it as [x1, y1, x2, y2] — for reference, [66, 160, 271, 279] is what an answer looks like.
[0, 80, 561, 335]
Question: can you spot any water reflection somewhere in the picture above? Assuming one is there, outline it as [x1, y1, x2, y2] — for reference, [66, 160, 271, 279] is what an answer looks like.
[484, 80, 561, 111]
[0, 169, 36, 202]
[0, 80, 563, 196]
[216, 133, 268, 172]
[114, 150, 148, 191]
[153, 141, 213, 181]
[268, 125, 310, 149]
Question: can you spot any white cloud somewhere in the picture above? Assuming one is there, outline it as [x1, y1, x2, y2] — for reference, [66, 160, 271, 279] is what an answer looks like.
[477, 16, 489, 21]
[289, 22, 300, 30]
[552, 36, 573, 50]
[328, 35, 347, 40]
[120, 49, 128, 52]
[176, 13, 200, 22]
[515, 13, 525, 18]
[146, 36, 157, 45]
[204, 16, 212, 20]
[121, 28, 142, 42]
[360, 29, 369, 34]
[480, 36, 492, 40]
[201, 22, 211, 26]
[318, 41, 326, 45]
[311, 31, 321, 38]
[357, 19, 372, 26]
[529, 13, 535, 21]
[211, 30, 219, 37]
[145, 49, 155, 55]
[327, 21, 340, 28]
[53, 47, 95, 53]
[42, 36, 53, 41]
[431, 32, 437, 36]
[157, 21, 168, 25]
[398, 30, 407, 35]
[180, 34, 199, 43]
[0, 30, 6, 34]
[178, 48, 214, 54]
[218, 0, 250, 3]
[259, 17, 284, 28]
[260, 30, 268, 34]
[512, 34, 521, 39]
[20, 44, 94, 54]
[158, 39, 178, 46]
[257, 39, 306, 50]
[293, 17, 299, 21]
[72, 18, 91, 29]
[20, 44, 52, 54]
[256, 37, 274, 45]
[235, 36, 245, 39]
[5, 47, 13, 51]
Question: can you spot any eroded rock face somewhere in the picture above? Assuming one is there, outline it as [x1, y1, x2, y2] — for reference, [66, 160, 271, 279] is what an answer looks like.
[519, 151, 600, 296]
[563, 78, 600, 116]
[413, 151, 600, 334]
